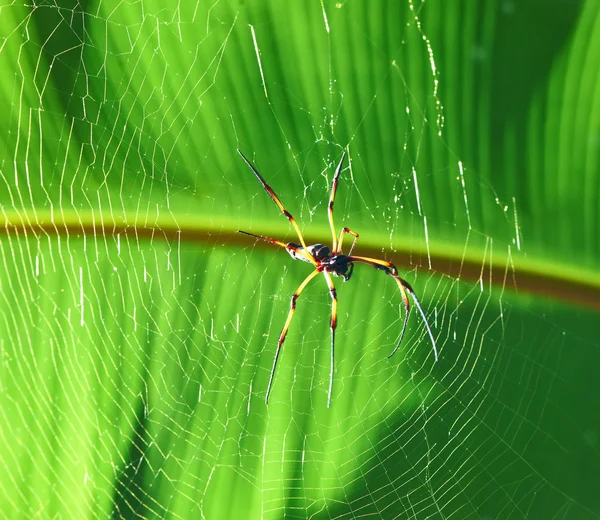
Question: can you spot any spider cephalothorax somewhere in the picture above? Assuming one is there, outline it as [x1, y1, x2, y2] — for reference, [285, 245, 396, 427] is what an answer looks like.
[237, 149, 438, 407]
[320, 253, 354, 281]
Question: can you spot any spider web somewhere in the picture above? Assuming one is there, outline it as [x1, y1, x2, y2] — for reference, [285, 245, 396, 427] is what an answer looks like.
[0, 1, 598, 519]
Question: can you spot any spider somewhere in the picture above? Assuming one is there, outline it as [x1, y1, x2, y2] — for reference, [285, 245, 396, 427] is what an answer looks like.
[237, 149, 438, 407]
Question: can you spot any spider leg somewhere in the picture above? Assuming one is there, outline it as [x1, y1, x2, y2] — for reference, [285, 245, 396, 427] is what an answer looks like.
[337, 227, 360, 256]
[402, 280, 438, 361]
[323, 270, 337, 408]
[348, 256, 438, 361]
[265, 268, 321, 405]
[348, 255, 400, 275]
[387, 278, 410, 358]
[238, 230, 315, 263]
[238, 150, 318, 267]
[328, 152, 346, 253]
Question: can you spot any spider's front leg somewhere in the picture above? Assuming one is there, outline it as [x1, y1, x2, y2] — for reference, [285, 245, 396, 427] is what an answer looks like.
[238, 150, 318, 267]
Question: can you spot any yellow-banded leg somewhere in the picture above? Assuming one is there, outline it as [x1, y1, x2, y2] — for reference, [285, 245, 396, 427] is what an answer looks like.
[238, 149, 318, 267]
[323, 270, 338, 408]
[328, 152, 346, 252]
[337, 227, 359, 256]
[238, 230, 314, 264]
[265, 269, 321, 404]
[348, 255, 438, 361]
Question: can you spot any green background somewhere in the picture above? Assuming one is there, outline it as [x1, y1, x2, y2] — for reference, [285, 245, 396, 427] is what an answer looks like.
[0, 1, 599, 518]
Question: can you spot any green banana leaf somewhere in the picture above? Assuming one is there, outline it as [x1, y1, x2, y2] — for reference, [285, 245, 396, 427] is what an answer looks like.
[1, 1, 599, 518]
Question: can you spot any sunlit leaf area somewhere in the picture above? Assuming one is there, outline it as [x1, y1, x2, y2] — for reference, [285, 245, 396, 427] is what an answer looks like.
[1, 1, 599, 518]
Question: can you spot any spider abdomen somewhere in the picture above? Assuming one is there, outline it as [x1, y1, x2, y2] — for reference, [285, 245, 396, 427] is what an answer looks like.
[307, 244, 330, 261]
[287, 243, 330, 262]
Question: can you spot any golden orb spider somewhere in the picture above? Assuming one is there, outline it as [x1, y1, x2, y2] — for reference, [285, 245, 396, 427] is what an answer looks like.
[237, 149, 438, 407]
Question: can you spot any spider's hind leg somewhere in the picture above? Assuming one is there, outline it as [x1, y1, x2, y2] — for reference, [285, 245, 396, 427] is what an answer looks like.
[347, 255, 438, 361]
[265, 269, 321, 405]
[323, 271, 338, 408]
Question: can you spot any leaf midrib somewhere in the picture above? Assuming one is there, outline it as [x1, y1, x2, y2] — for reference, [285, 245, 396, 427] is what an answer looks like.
[4, 209, 599, 311]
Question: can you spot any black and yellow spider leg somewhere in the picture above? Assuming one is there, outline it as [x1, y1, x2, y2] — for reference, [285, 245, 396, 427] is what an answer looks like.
[348, 256, 438, 361]
[402, 279, 438, 360]
[351, 258, 411, 357]
[337, 227, 359, 256]
[323, 270, 337, 408]
[265, 268, 321, 405]
[238, 230, 315, 264]
[348, 255, 400, 275]
[237, 150, 318, 267]
[386, 274, 411, 358]
[328, 152, 346, 253]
